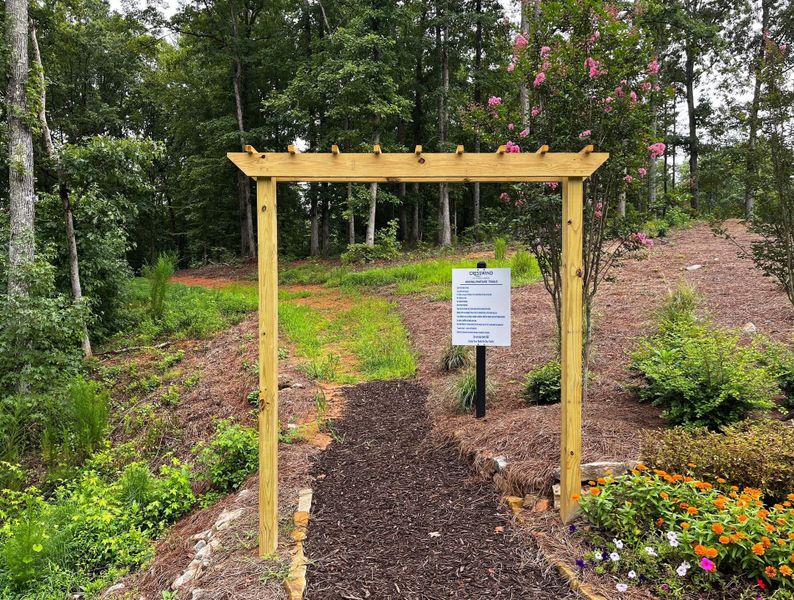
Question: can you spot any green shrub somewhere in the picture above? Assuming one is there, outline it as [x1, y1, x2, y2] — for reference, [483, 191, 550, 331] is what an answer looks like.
[42, 377, 109, 467]
[493, 237, 507, 260]
[196, 420, 258, 491]
[631, 285, 777, 429]
[641, 419, 794, 502]
[522, 360, 561, 405]
[341, 220, 401, 264]
[439, 343, 471, 372]
[449, 369, 494, 413]
[141, 254, 176, 320]
[510, 248, 534, 277]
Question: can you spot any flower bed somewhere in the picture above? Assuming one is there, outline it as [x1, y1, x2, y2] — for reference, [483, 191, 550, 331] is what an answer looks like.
[575, 465, 794, 597]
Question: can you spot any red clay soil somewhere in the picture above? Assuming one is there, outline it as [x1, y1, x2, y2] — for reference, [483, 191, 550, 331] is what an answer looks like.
[395, 221, 794, 496]
[305, 381, 578, 600]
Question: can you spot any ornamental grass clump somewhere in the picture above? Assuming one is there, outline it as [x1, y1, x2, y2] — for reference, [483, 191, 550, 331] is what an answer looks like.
[439, 343, 471, 372]
[449, 369, 494, 413]
[577, 466, 794, 593]
[631, 284, 777, 429]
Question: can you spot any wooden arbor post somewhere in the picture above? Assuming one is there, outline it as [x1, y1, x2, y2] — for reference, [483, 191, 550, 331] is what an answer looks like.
[228, 146, 606, 556]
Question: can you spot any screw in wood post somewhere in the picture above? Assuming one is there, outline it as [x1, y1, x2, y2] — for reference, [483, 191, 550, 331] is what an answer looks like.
[475, 261, 487, 419]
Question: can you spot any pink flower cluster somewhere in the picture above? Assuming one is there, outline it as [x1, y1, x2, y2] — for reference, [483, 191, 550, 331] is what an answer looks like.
[628, 231, 654, 249]
[585, 57, 606, 78]
[505, 141, 521, 153]
[514, 34, 529, 51]
[499, 192, 511, 203]
[519, 128, 529, 138]
[540, 45, 551, 58]
[488, 96, 502, 107]
[545, 181, 559, 190]
[579, 130, 592, 139]
[638, 167, 648, 177]
[533, 72, 546, 87]
[531, 106, 541, 118]
[648, 142, 666, 159]
[647, 59, 660, 75]
[623, 174, 633, 183]
[594, 201, 604, 219]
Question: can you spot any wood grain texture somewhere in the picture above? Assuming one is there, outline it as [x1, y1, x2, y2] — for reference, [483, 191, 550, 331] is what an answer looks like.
[228, 152, 608, 182]
[560, 177, 584, 524]
[256, 177, 279, 556]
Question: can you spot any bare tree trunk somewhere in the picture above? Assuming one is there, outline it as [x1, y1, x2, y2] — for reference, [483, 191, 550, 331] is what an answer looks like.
[321, 189, 330, 255]
[366, 131, 380, 247]
[309, 188, 320, 256]
[744, 0, 769, 221]
[436, 11, 451, 247]
[399, 182, 407, 240]
[347, 182, 355, 244]
[6, 0, 35, 297]
[412, 182, 420, 243]
[684, 44, 699, 211]
[472, 0, 482, 241]
[31, 21, 92, 356]
[518, 0, 530, 129]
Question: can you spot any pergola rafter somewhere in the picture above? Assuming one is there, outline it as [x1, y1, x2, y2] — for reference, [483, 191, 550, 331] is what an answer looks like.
[227, 145, 609, 557]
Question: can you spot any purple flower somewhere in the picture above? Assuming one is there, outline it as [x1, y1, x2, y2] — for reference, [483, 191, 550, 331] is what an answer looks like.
[575, 558, 585, 569]
[699, 557, 716, 572]
[568, 524, 577, 533]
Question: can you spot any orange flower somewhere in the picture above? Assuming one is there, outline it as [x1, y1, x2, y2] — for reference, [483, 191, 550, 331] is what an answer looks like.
[588, 480, 596, 486]
[571, 494, 581, 501]
[778, 518, 787, 526]
[660, 491, 669, 500]
[712, 523, 725, 535]
[763, 536, 773, 548]
[788, 533, 794, 540]
[706, 547, 718, 558]
[635, 463, 647, 471]
[719, 535, 731, 545]
[656, 518, 665, 527]
[781, 565, 793, 577]
[788, 493, 794, 502]
[789, 553, 794, 563]
[766, 524, 776, 533]
[716, 477, 726, 484]
[752, 543, 765, 556]
[759, 509, 770, 519]
[766, 566, 778, 578]
[681, 522, 690, 530]
[590, 487, 601, 497]
[738, 515, 748, 523]
[695, 544, 708, 557]
[687, 462, 697, 468]
[687, 506, 699, 516]
[775, 504, 784, 511]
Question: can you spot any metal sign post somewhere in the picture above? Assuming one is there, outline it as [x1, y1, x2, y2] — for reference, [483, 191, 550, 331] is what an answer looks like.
[475, 262, 487, 418]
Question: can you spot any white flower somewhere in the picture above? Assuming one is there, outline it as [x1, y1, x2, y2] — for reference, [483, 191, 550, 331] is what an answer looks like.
[610, 552, 620, 562]
[644, 546, 657, 557]
[613, 538, 624, 550]
[628, 570, 637, 579]
[666, 531, 678, 541]
[616, 583, 628, 593]
[593, 551, 603, 561]
[669, 538, 679, 548]
[676, 562, 691, 577]
[681, 561, 691, 569]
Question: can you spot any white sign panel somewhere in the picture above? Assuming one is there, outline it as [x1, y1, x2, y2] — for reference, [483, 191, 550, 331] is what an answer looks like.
[452, 268, 511, 347]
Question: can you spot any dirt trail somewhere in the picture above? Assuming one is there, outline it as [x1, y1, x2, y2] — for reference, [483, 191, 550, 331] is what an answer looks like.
[304, 380, 578, 600]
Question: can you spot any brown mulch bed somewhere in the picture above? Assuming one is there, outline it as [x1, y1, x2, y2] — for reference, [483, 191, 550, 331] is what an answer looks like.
[304, 380, 579, 600]
[395, 221, 794, 496]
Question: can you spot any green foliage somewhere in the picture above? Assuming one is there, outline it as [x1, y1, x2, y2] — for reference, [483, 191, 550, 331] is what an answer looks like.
[510, 248, 534, 277]
[341, 220, 401, 264]
[439, 343, 471, 372]
[449, 369, 494, 413]
[630, 285, 777, 429]
[493, 237, 507, 260]
[642, 420, 794, 502]
[196, 420, 258, 492]
[522, 361, 561, 405]
[142, 254, 176, 320]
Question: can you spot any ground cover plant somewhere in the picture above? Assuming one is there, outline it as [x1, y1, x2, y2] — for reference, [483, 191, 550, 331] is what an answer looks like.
[523, 360, 562, 405]
[576, 465, 794, 597]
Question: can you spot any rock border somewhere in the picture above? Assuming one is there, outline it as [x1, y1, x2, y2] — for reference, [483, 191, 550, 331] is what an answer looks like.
[284, 487, 313, 600]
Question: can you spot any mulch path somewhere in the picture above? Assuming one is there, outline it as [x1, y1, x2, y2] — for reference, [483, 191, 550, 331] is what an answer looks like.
[305, 380, 578, 600]
[395, 221, 794, 496]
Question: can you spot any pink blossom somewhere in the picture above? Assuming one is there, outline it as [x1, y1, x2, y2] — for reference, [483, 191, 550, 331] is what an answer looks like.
[519, 128, 529, 138]
[603, 105, 613, 113]
[641, 81, 652, 92]
[545, 181, 559, 190]
[515, 198, 525, 207]
[595, 210, 603, 219]
[507, 61, 516, 73]
[654, 84, 661, 92]
[623, 174, 633, 183]
[579, 130, 591, 138]
[699, 558, 716, 573]
[596, 201, 603, 210]
[638, 167, 647, 177]
[505, 140, 521, 153]
[514, 34, 529, 50]
[590, 31, 601, 43]
[585, 57, 604, 78]
[620, 79, 627, 85]
[533, 72, 546, 87]
[542, 60, 552, 71]
[604, 96, 613, 104]
[648, 142, 666, 159]
[488, 96, 502, 107]
[499, 192, 511, 203]
[781, 43, 788, 53]
[540, 45, 551, 58]
[615, 87, 625, 98]
[647, 59, 660, 75]
[531, 106, 541, 118]
[629, 91, 638, 103]
[507, 123, 515, 132]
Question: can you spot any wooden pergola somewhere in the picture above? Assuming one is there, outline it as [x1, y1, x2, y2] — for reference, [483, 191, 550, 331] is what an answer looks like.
[227, 144, 609, 557]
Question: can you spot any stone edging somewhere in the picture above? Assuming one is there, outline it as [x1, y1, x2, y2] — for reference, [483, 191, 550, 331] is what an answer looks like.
[284, 487, 313, 600]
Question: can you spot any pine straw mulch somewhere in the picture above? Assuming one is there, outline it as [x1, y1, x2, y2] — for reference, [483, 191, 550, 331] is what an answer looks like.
[304, 380, 579, 600]
[394, 221, 794, 497]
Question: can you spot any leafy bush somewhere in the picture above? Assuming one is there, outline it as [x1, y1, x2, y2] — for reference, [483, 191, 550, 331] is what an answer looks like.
[510, 248, 534, 277]
[522, 360, 561, 405]
[493, 237, 507, 260]
[449, 369, 494, 413]
[631, 285, 777, 429]
[42, 377, 109, 468]
[142, 254, 176, 320]
[196, 420, 258, 491]
[341, 220, 401, 264]
[439, 343, 471, 372]
[579, 467, 794, 591]
[641, 420, 794, 502]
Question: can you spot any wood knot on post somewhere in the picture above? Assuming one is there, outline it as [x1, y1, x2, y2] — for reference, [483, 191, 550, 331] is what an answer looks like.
[576, 268, 583, 277]
[418, 157, 426, 164]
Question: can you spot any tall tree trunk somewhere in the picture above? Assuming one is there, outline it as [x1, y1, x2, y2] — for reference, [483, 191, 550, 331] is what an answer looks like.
[321, 189, 330, 255]
[309, 188, 320, 256]
[412, 182, 420, 243]
[399, 182, 407, 240]
[684, 43, 699, 211]
[7, 0, 35, 298]
[436, 12, 451, 247]
[30, 21, 92, 356]
[518, 0, 530, 129]
[472, 0, 482, 241]
[618, 168, 627, 217]
[347, 182, 355, 245]
[744, 0, 769, 221]
[365, 132, 379, 247]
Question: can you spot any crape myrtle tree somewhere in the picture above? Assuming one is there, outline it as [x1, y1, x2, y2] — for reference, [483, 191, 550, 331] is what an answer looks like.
[463, 0, 663, 388]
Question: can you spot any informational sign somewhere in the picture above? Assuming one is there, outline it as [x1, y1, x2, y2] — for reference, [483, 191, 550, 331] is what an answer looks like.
[452, 268, 511, 347]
